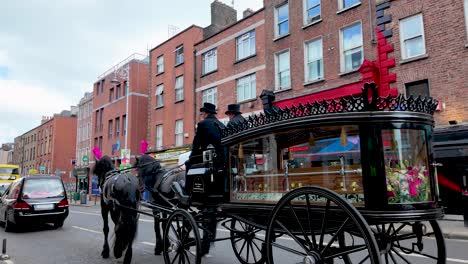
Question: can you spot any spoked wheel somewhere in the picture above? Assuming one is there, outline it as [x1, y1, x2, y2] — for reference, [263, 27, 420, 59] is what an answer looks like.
[369, 220, 446, 264]
[265, 187, 380, 264]
[163, 209, 202, 264]
[230, 219, 266, 264]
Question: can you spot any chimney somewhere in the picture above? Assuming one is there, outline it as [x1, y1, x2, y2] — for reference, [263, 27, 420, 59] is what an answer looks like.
[204, 0, 237, 38]
[243, 8, 255, 18]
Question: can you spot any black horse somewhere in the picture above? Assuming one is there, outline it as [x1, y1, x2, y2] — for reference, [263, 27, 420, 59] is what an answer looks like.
[93, 155, 143, 264]
[134, 154, 187, 255]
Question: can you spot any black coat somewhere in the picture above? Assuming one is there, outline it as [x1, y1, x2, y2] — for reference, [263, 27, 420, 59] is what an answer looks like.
[190, 114, 226, 161]
[227, 114, 246, 127]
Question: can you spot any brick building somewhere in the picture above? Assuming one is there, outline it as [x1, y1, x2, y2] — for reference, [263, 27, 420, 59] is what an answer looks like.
[75, 92, 93, 192]
[195, 8, 266, 124]
[263, 0, 379, 106]
[148, 1, 239, 162]
[92, 54, 149, 163]
[35, 111, 77, 184]
[14, 127, 38, 175]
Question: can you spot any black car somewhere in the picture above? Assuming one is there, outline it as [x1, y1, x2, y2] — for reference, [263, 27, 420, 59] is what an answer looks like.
[0, 176, 69, 231]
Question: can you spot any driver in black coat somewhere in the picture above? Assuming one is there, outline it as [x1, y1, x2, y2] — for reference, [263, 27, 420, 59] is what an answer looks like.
[226, 103, 246, 127]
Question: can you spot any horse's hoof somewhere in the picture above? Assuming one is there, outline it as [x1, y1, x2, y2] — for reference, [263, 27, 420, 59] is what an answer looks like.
[101, 249, 109, 259]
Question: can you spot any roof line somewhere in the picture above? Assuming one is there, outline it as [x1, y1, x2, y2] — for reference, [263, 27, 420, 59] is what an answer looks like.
[150, 25, 204, 52]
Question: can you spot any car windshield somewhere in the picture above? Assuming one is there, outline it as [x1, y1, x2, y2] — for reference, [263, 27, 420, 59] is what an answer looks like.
[22, 178, 65, 199]
[0, 168, 18, 174]
[0, 183, 11, 196]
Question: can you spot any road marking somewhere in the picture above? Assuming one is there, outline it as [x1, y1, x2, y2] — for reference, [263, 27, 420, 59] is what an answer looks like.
[142, 242, 155, 246]
[72, 225, 102, 234]
[70, 210, 154, 223]
[400, 251, 468, 263]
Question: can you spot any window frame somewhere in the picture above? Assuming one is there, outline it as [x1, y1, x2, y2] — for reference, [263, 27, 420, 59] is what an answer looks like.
[155, 84, 164, 107]
[275, 2, 290, 38]
[304, 37, 324, 82]
[108, 120, 113, 139]
[237, 74, 257, 102]
[156, 124, 163, 150]
[115, 117, 120, 137]
[399, 13, 426, 60]
[175, 120, 183, 147]
[175, 45, 184, 65]
[122, 115, 127, 136]
[175, 75, 184, 102]
[202, 87, 218, 105]
[303, 0, 321, 25]
[156, 55, 164, 74]
[109, 88, 114, 102]
[236, 31, 256, 61]
[338, 0, 361, 10]
[405, 79, 430, 97]
[339, 21, 363, 73]
[275, 49, 291, 90]
[202, 48, 217, 75]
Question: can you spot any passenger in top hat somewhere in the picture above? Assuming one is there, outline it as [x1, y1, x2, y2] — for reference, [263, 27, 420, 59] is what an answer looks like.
[190, 102, 225, 163]
[225, 103, 246, 127]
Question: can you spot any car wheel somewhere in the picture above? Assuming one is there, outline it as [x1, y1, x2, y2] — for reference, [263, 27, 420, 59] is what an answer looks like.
[53, 220, 64, 229]
[4, 212, 14, 232]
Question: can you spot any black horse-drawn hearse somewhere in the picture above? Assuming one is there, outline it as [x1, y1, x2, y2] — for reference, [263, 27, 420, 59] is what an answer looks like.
[97, 82, 445, 264]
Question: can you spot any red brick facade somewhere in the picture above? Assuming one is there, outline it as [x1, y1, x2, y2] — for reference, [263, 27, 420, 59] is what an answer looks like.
[92, 56, 149, 160]
[36, 115, 77, 183]
[380, 0, 468, 126]
[148, 26, 204, 151]
[264, 0, 377, 105]
[195, 9, 266, 124]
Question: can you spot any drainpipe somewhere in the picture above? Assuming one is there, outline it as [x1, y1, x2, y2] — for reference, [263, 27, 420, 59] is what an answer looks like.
[368, 0, 375, 43]
[193, 49, 197, 141]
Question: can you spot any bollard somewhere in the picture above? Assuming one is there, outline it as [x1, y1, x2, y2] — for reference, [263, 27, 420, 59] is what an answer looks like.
[0, 239, 14, 264]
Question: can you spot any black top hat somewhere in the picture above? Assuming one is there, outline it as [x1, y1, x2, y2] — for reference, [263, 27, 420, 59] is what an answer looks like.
[200, 102, 217, 114]
[225, 104, 242, 115]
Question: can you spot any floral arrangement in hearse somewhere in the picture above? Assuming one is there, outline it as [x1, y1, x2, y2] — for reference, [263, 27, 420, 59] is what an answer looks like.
[386, 159, 431, 203]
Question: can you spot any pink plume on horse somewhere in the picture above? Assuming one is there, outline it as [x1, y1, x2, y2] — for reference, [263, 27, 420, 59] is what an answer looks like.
[93, 147, 103, 160]
[140, 140, 149, 155]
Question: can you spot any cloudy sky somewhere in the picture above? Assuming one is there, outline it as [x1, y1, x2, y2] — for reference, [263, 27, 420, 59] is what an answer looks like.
[0, 0, 263, 144]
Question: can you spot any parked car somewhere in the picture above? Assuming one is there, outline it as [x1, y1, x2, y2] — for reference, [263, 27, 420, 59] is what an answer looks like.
[0, 176, 69, 231]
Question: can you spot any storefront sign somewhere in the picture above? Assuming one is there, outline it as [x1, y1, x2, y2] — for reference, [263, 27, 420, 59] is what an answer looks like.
[154, 149, 190, 162]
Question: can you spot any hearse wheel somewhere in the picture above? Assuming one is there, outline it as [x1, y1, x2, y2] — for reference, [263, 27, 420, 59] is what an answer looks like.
[230, 219, 266, 264]
[163, 209, 202, 264]
[265, 187, 380, 264]
[366, 220, 446, 264]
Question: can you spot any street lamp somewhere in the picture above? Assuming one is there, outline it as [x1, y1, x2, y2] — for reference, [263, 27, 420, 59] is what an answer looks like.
[111, 64, 130, 150]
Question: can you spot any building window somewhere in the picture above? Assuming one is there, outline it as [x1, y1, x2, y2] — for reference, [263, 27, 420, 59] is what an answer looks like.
[237, 74, 256, 102]
[175, 120, 183, 147]
[109, 88, 114, 102]
[108, 120, 113, 139]
[123, 81, 128, 96]
[122, 115, 127, 136]
[96, 82, 100, 95]
[340, 22, 363, 72]
[275, 3, 289, 37]
[339, 0, 360, 10]
[98, 136, 103, 150]
[100, 108, 104, 131]
[305, 38, 323, 81]
[115, 117, 120, 137]
[156, 55, 164, 74]
[275, 50, 291, 90]
[202, 87, 217, 105]
[156, 84, 164, 107]
[405, 80, 429, 97]
[400, 14, 426, 59]
[304, 0, 321, 25]
[116, 84, 121, 99]
[175, 75, 184, 102]
[175, 45, 184, 65]
[156, 124, 163, 150]
[236, 31, 256, 60]
[101, 80, 105, 93]
[202, 49, 217, 74]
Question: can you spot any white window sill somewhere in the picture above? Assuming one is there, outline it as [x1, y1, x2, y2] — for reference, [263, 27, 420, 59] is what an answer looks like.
[399, 54, 428, 65]
[302, 18, 322, 30]
[337, 2, 361, 14]
[339, 69, 360, 76]
[273, 33, 290, 42]
[274, 87, 292, 94]
[304, 78, 325, 86]
[237, 98, 257, 104]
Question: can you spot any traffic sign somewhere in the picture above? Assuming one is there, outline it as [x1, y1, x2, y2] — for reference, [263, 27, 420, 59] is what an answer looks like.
[40, 166, 46, 171]
[82, 155, 89, 163]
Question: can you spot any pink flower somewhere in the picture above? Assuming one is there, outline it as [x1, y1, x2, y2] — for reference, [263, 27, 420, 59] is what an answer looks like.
[387, 191, 395, 198]
[409, 182, 418, 197]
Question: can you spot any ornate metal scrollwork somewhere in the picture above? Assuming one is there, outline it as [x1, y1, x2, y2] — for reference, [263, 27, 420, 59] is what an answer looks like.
[221, 82, 439, 138]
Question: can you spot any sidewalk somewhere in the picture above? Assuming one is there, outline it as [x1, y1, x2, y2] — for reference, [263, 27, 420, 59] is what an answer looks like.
[439, 214, 468, 240]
